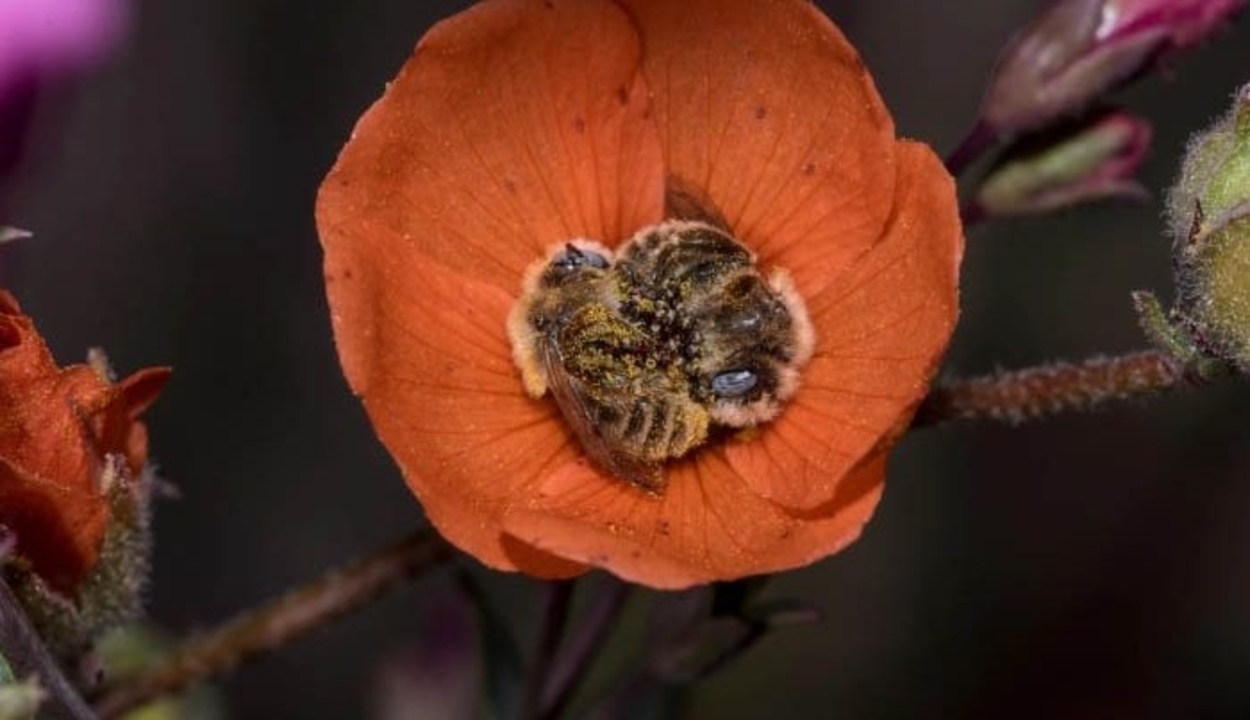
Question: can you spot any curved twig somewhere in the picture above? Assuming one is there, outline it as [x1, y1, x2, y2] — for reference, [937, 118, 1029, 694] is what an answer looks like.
[93, 529, 454, 718]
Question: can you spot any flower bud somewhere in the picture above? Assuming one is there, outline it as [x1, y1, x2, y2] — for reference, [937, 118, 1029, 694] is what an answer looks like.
[1168, 85, 1250, 238]
[970, 111, 1151, 219]
[978, 0, 1246, 139]
[1152, 83, 1250, 371]
[0, 292, 170, 654]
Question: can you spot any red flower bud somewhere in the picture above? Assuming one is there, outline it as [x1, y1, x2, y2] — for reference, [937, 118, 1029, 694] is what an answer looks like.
[978, 0, 1245, 138]
[0, 290, 168, 595]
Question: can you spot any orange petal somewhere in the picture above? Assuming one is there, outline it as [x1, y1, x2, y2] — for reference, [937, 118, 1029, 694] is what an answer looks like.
[619, 0, 899, 289]
[117, 367, 172, 420]
[725, 142, 962, 509]
[85, 367, 170, 476]
[324, 230, 583, 577]
[0, 295, 56, 382]
[0, 453, 107, 595]
[1, 296, 100, 488]
[317, 0, 665, 296]
[503, 448, 886, 589]
[117, 367, 172, 473]
[0, 365, 104, 496]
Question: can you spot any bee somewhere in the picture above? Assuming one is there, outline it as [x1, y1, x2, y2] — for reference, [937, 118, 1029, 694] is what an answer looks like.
[508, 221, 814, 492]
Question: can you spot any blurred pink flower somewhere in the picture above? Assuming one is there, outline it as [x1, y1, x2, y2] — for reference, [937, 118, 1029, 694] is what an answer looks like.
[0, 0, 129, 179]
[0, 0, 128, 94]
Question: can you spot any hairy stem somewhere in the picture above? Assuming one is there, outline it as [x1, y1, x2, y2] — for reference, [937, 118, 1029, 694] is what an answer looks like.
[540, 579, 632, 719]
[914, 349, 1187, 427]
[93, 529, 454, 718]
[0, 577, 95, 720]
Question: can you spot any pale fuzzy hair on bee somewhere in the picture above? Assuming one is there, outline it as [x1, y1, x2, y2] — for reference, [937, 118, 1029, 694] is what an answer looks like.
[706, 267, 816, 428]
[506, 239, 615, 398]
[770, 268, 816, 367]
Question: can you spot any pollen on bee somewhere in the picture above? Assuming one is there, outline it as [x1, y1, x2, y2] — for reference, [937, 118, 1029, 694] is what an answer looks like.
[506, 300, 548, 398]
[505, 221, 815, 492]
[507, 239, 616, 398]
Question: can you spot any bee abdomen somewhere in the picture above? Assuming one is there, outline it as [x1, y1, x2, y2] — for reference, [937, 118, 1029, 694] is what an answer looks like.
[612, 395, 708, 463]
[622, 401, 652, 444]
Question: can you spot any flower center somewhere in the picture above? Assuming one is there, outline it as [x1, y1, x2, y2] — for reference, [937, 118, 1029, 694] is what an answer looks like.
[507, 220, 814, 492]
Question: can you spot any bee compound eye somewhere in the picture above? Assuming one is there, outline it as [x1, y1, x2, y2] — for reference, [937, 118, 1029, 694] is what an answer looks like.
[553, 244, 610, 271]
[582, 250, 610, 269]
[711, 369, 758, 398]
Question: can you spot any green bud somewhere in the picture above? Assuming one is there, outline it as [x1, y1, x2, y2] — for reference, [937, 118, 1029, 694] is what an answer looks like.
[1183, 213, 1250, 369]
[1162, 83, 1250, 371]
[0, 677, 43, 720]
[1168, 85, 1250, 242]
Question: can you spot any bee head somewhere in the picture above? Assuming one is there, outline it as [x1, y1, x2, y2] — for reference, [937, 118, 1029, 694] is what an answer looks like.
[711, 369, 759, 397]
[540, 242, 612, 288]
[706, 361, 798, 427]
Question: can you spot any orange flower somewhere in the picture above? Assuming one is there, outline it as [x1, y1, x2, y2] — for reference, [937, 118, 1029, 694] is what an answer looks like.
[0, 290, 168, 595]
[317, 0, 962, 588]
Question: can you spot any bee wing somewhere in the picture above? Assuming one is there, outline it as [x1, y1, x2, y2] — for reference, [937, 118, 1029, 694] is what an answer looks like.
[539, 339, 665, 492]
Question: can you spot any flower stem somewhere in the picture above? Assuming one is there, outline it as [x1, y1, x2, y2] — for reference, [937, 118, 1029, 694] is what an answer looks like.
[945, 121, 997, 177]
[519, 580, 575, 720]
[913, 349, 1187, 427]
[539, 579, 632, 719]
[0, 577, 96, 720]
[92, 529, 454, 719]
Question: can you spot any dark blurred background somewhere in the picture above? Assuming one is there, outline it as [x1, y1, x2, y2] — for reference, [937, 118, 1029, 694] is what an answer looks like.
[5, 1, 1250, 717]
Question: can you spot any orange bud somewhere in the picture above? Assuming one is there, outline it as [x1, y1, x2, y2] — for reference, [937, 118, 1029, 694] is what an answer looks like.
[0, 290, 169, 596]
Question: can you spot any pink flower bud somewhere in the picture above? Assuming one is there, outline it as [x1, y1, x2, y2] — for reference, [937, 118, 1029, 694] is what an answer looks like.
[979, 0, 1245, 138]
[970, 111, 1152, 220]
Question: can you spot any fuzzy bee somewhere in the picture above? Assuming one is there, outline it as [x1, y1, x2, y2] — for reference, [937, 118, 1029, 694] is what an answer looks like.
[508, 221, 814, 492]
